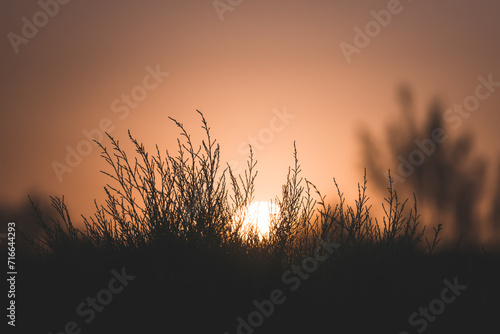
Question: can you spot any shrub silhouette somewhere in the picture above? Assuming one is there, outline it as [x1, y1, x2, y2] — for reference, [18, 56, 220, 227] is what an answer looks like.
[18, 110, 498, 333]
[28, 111, 434, 261]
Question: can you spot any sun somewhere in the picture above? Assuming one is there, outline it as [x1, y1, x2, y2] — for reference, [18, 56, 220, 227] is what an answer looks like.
[238, 201, 279, 238]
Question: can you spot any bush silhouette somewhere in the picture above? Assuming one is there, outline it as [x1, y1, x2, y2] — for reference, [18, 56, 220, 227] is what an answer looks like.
[17, 110, 498, 333]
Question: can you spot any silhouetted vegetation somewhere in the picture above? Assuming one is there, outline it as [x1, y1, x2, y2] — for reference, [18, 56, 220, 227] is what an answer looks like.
[360, 85, 500, 248]
[16, 111, 499, 333]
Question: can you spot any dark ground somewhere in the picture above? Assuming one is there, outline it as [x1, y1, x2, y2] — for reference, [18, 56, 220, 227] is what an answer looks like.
[11, 241, 500, 334]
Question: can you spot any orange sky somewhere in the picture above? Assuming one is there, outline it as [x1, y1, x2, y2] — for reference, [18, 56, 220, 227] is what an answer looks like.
[1, 0, 500, 226]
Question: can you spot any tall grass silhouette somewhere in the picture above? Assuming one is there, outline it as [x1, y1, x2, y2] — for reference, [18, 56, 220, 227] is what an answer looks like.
[18, 111, 498, 333]
[27, 111, 437, 266]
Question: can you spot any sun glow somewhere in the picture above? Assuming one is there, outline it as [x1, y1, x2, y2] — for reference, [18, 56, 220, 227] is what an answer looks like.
[238, 201, 279, 238]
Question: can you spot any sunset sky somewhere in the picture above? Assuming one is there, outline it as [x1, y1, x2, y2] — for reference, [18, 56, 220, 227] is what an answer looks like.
[1, 0, 500, 226]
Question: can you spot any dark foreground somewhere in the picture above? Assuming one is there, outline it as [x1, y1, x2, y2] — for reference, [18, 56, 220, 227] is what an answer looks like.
[12, 243, 500, 334]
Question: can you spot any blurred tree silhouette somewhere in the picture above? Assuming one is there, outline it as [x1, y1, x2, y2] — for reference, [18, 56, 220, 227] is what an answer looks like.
[359, 85, 499, 247]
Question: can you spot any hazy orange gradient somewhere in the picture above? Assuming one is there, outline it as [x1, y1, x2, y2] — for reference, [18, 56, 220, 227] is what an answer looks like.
[1, 0, 499, 242]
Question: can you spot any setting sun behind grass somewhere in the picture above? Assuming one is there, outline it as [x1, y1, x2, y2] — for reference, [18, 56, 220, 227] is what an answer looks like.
[239, 201, 279, 238]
